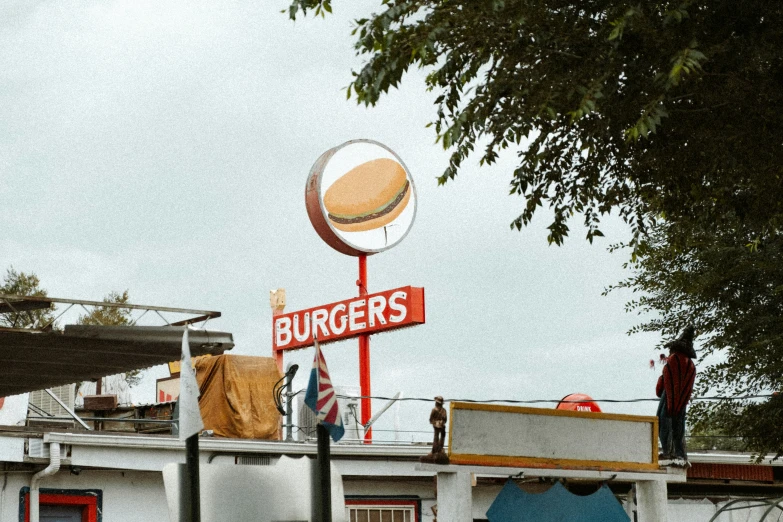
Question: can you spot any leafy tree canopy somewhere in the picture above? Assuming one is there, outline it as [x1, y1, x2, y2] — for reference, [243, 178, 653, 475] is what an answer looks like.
[77, 290, 133, 328]
[76, 290, 143, 387]
[0, 268, 55, 329]
[0, 268, 143, 388]
[288, 0, 783, 247]
[609, 221, 783, 459]
[287, 0, 783, 457]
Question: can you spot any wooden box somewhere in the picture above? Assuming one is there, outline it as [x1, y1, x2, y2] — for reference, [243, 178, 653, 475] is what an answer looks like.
[83, 394, 118, 411]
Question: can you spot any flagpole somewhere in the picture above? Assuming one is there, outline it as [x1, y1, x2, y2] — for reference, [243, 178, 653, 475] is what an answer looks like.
[306, 334, 342, 522]
[184, 434, 201, 522]
[316, 424, 332, 522]
[178, 328, 204, 522]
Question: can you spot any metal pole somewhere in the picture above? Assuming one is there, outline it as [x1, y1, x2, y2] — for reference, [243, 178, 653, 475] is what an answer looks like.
[316, 424, 332, 522]
[358, 254, 372, 442]
[43, 389, 91, 430]
[271, 289, 286, 375]
[182, 434, 201, 522]
[285, 363, 295, 442]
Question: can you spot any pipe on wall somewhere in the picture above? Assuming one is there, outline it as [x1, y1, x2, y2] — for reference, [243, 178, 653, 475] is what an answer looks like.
[30, 442, 61, 522]
[1, 472, 7, 521]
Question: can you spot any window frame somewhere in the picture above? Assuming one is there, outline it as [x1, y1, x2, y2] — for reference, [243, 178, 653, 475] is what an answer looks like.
[345, 498, 419, 522]
[19, 487, 101, 522]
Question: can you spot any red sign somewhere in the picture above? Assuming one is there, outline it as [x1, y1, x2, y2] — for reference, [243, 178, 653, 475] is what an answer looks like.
[555, 393, 602, 413]
[273, 286, 425, 351]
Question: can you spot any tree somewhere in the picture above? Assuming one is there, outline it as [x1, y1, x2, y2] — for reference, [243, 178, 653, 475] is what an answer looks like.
[608, 221, 783, 459]
[77, 290, 133, 329]
[0, 268, 55, 329]
[286, 0, 783, 457]
[77, 290, 144, 388]
[0, 268, 144, 388]
[288, 0, 783, 247]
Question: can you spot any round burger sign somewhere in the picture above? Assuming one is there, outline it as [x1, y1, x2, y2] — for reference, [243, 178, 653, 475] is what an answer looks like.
[305, 140, 417, 256]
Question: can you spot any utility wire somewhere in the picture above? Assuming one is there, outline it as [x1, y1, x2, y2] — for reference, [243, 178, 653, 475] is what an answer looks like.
[286, 424, 738, 439]
[289, 388, 775, 403]
[329, 393, 776, 404]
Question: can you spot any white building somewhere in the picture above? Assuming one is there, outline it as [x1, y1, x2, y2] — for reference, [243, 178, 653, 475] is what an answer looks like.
[1, 425, 782, 521]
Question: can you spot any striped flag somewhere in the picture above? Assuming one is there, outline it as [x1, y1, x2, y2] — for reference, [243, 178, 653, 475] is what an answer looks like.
[304, 338, 345, 442]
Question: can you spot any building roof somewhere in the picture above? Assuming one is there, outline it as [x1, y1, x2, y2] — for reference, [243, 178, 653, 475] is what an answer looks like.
[0, 325, 233, 397]
[1, 427, 777, 486]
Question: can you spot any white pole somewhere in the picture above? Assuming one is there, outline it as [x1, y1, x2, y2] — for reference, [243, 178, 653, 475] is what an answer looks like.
[635, 480, 668, 522]
[436, 469, 473, 522]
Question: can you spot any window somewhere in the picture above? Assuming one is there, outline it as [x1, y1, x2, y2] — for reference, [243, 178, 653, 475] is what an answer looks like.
[20, 488, 101, 522]
[346, 499, 418, 522]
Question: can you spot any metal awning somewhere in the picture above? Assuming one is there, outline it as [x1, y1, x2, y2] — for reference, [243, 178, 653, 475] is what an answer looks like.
[0, 297, 52, 315]
[0, 325, 233, 397]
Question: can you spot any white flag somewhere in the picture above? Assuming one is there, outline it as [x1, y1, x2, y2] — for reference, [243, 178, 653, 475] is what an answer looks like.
[179, 328, 204, 441]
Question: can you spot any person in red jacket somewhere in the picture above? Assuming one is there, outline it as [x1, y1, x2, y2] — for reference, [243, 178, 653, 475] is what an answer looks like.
[656, 325, 697, 464]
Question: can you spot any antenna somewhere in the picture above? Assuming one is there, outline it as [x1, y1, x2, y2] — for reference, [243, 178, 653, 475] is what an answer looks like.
[363, 392, 402, 435]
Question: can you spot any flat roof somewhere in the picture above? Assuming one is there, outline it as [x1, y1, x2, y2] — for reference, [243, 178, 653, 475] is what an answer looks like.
[0, 325, 233, 397]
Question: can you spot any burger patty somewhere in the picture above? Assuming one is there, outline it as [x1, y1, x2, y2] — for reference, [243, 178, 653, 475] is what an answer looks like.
[328, 181, 409, 225]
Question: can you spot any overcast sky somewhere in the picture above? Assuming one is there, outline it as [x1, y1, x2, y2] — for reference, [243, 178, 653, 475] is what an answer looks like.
[1, 0, 664, 441]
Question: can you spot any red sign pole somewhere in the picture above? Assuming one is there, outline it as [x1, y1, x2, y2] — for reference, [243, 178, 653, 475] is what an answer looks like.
[358, 254, 372, 442]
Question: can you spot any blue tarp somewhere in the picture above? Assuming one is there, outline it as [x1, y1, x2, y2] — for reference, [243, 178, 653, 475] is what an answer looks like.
[486, 480, 630, 522]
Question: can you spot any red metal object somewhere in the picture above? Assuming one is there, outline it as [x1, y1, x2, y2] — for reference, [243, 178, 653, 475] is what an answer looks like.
[555, 393, 602, 413]
[358, 254, 372, 441]
[688, 462, 774, 482]
[272, 286, 425, 351]
[304, 147, 363, 256]
[24, 492, 99, 522]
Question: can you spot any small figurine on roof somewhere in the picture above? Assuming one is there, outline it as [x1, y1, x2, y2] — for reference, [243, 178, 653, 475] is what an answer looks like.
[656, 325, 697, 467]
[420, 396, 449, 464]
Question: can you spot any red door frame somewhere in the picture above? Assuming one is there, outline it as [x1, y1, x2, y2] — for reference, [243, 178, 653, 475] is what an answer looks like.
[24, 492, 98, 522]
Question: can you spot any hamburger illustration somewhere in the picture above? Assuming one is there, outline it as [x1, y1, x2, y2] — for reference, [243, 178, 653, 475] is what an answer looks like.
[323, 158, 412, 233]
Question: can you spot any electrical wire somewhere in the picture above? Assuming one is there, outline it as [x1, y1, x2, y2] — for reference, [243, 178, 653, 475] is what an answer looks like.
[329, 393, 776, 404]
[27, 404, 53, 417]
[272, 374, 288, 415]
[288, 387, 775, 403]
[285, 392, 774, 443]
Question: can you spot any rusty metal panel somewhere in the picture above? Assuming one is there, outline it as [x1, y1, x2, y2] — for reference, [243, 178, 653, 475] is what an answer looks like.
[688, 462, 774, 482]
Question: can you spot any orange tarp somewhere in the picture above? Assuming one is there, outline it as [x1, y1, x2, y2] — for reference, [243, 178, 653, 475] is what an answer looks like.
[195, 355, 282, 439]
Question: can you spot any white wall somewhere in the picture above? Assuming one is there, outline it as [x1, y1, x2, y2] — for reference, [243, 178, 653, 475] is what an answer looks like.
[669, 498, 783, 522]
[3, 464, 777, 522]
[344, 478, 437, 522]
[0, 470, 168, 522]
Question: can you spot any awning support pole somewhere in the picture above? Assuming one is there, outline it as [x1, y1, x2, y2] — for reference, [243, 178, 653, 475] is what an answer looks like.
[44, 389, 91, 430]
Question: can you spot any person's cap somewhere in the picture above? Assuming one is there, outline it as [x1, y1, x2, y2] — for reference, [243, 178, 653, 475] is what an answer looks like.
[666, 338, 698, 359]
[678, 325, 696, 343]
[434, 396, 444, 404]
